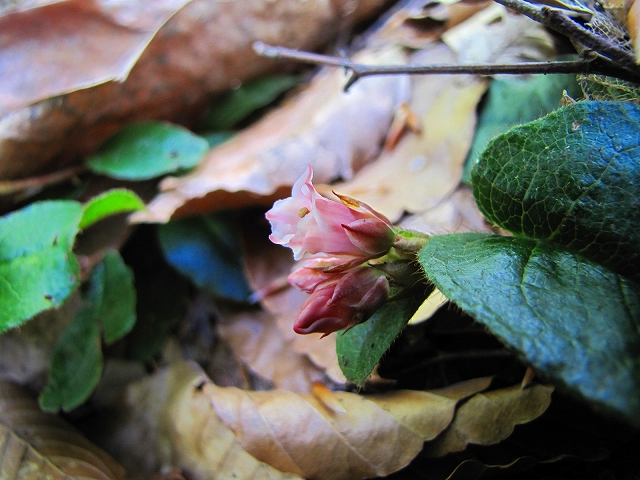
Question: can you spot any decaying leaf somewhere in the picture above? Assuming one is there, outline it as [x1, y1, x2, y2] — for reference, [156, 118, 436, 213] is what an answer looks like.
[134, 44, 411, 222]
[216, 310, 328, 392]
[108, 361, 492, 479]
[425, 383, 555, 457]
[0, 0, 194, 118]
[0, 0, 388, 180]
[0, 380, 126, 479]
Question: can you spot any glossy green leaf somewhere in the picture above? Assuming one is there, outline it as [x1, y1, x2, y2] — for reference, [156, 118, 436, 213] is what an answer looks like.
[87, 122, 209, 180]
[472, 100, 640, 280]
[463, 74, 581, 182]
[418, 233, 640, 424]
[0, 201, 83, 332]
[80, 188, 145, 230]
[201, 75, 299, 130]
[337, 294, 423, 386]
[86, 250, 136, 344]
[158, 215, 252, 302]
[39, 305, 103, 412]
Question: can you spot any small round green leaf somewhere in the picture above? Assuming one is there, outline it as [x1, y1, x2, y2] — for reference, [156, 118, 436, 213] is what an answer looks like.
[419, 233, 640, 424]
[472, 101, 640, 279]
[87, 122, 209, 180]
[0, 201, 83, 331]
[80, 188, 145, 230]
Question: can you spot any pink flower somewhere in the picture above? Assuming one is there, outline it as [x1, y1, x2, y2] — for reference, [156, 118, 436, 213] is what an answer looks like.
[266, 166, 395, 264]
[293, 267, 389, 336]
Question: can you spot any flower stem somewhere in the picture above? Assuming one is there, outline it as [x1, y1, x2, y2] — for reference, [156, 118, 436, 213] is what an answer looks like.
[393, 230, 430, 255]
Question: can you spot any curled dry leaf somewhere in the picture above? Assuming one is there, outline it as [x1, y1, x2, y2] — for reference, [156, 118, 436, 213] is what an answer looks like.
[0, 380, 125, 479]
[110, 361, 492, 480]
[425, 383, 555, 457]
[135, 44, 411, 222]
[0, 0, 388, 180]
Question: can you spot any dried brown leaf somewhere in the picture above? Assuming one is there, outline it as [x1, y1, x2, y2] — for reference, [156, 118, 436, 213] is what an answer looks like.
[425, 383, 555, 457]
[135, 44, 411, 222]
[0, 0, 193, 118]
[0, 0, 388, 180]
[332, 44, 487, 222]
[217, 310, 328, 392]
[0, 380, 125, 479]
[111, 361, 491, 479]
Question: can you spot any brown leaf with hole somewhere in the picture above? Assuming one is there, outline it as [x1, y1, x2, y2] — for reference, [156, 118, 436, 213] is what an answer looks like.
[0, 380, 126, 479]
[0, 0, 388, 181]
[110, 361, 492, 479]
[134, 44, 411, 222]
[425, 383, 555, 457]
[0, 0, 193, 119]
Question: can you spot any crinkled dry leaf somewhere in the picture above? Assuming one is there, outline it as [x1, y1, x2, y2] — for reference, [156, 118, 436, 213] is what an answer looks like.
[0, 380, 125, 479]
[110, 361, 491, 479]
[0, 0, 193, 118]
[135, 44, 411, 222]
[0, 0, 388, 180]
[425, 383, 555, 457]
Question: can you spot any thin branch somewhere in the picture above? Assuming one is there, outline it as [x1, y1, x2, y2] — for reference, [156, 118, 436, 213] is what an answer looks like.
[0, 165, 84, 195]
[254, 42, 639, 90]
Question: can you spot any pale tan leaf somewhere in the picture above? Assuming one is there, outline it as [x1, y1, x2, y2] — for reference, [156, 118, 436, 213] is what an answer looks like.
[397, 186, 491, 236]
[332, 44, 487, 222]
[134, 44, 411, 222]
[0, 380, 126, 480]
[109, 362, 491, 479]
[0, 0, 388, 180]
[205, 375, 492, 479]
[408, 288, 449, 325]
[425, 383, 555, 457]
[442, 4, 556, 64]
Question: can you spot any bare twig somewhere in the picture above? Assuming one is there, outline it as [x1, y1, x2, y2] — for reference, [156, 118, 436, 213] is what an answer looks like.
[0, 165, 84, 195]
[254, 42, 639, 90]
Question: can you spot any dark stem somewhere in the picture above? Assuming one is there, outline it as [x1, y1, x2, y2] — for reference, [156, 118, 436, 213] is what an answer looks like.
[254, 42, 640, 90]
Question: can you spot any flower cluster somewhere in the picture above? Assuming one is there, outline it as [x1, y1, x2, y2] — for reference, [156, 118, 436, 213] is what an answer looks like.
[266, 166, 396, 336]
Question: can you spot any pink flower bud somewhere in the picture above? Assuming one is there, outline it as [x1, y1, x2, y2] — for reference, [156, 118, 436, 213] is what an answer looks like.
[266, 166, 395, 262]
[293, 267, 389, 336]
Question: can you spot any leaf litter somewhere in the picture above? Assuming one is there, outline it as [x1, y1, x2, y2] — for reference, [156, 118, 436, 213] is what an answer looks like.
[0, 0, 618, 478]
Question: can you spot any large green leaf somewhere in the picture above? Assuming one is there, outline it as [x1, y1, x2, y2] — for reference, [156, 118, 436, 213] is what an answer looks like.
[418, 233, 640, 423]
[157, 215, 252, 302]
[337, 294, 423, 386]
[87, 122, 209, 180]
[463, 74, 581, 183]
[86, 250, 136, 344]
[39, 305, 103, 413]
[0, 201, 83, 331]
[472, 101, 640, 280]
